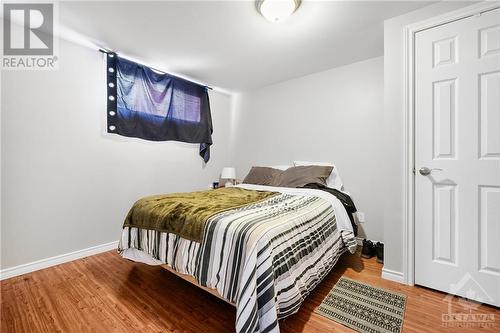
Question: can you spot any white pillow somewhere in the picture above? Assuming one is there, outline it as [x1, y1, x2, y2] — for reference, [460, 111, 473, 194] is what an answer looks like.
[293, 161, 344, 191]
[268, 165, 290, 171]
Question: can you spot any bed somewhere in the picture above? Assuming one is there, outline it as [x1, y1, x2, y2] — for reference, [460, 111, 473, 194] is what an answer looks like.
[118, 181, 357, 333]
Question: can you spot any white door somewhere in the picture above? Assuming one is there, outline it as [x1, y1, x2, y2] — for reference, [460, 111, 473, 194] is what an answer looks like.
[415, 8, 500, 307]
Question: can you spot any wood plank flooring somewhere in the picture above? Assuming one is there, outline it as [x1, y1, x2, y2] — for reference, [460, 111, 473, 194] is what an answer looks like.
[1, 250, 498, 332]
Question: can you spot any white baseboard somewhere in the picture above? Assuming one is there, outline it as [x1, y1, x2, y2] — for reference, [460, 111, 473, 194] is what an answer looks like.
[0, 240, 119, 281]
[381, 267, 405, 284]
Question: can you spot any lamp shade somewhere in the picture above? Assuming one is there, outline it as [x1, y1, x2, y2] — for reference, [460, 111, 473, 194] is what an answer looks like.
[221, 167, 236, 179]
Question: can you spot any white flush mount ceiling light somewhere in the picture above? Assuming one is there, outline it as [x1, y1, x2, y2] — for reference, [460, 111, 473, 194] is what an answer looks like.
[256, 0, 301, 23]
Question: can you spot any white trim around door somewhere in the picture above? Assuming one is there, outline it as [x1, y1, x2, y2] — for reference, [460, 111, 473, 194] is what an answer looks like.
[402, 1, 500, 286]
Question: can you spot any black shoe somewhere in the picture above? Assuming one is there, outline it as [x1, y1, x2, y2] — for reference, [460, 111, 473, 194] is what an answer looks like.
[361, 239, 375, 259]
[374, 242, 384, 264]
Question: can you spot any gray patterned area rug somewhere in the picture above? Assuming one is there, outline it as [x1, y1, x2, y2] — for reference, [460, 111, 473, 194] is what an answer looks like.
[315, 277, 407, 333]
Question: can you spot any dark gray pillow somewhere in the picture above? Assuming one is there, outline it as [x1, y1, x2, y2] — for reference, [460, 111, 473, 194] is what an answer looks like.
[272, 165, 333, 188]
[243, 167, 282, 186]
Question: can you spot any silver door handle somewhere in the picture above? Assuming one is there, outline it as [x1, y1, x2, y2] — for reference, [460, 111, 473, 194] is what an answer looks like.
[419, 167, 443, 176]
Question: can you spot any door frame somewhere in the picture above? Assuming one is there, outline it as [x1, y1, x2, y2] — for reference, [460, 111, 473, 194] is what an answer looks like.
[402, 2, 500, 285]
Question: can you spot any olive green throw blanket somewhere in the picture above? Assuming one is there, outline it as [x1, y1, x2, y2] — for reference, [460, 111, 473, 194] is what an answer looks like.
[123, 187, 278, 242]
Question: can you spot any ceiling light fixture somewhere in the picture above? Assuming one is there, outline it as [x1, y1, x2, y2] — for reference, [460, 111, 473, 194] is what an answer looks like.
[256, 0, 301, 23]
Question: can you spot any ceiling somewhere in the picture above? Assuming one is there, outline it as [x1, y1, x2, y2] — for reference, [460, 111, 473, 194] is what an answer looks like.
[59, 1, 433, 91]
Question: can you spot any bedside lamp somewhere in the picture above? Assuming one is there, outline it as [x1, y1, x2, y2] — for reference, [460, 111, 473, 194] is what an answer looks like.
[221, 167, 236, 187]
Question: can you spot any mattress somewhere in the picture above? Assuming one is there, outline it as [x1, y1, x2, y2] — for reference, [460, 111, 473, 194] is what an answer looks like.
[119, 184, 357, 333]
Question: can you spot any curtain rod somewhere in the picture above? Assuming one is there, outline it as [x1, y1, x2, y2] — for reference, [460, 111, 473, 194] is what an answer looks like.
[98, 48, 213, 90]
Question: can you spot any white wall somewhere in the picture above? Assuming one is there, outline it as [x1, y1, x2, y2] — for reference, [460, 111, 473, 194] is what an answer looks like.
[383, 1, 474, 275]
[232, 57, 385, 242]
[1, 1, 476, 276]
[0, 38, 233, 269]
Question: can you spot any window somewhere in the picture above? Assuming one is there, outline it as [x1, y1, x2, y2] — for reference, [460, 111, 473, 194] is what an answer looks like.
[106, 53, 213, 162]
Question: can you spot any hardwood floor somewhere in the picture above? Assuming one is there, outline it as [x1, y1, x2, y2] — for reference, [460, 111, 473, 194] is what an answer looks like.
[1, 250, 498, 332]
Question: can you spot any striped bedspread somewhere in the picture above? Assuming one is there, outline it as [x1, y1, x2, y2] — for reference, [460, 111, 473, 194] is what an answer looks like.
[119, 190, 356, 333]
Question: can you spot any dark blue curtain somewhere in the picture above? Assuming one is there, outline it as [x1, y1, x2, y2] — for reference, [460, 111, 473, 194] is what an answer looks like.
[106, 53, 213, 162]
